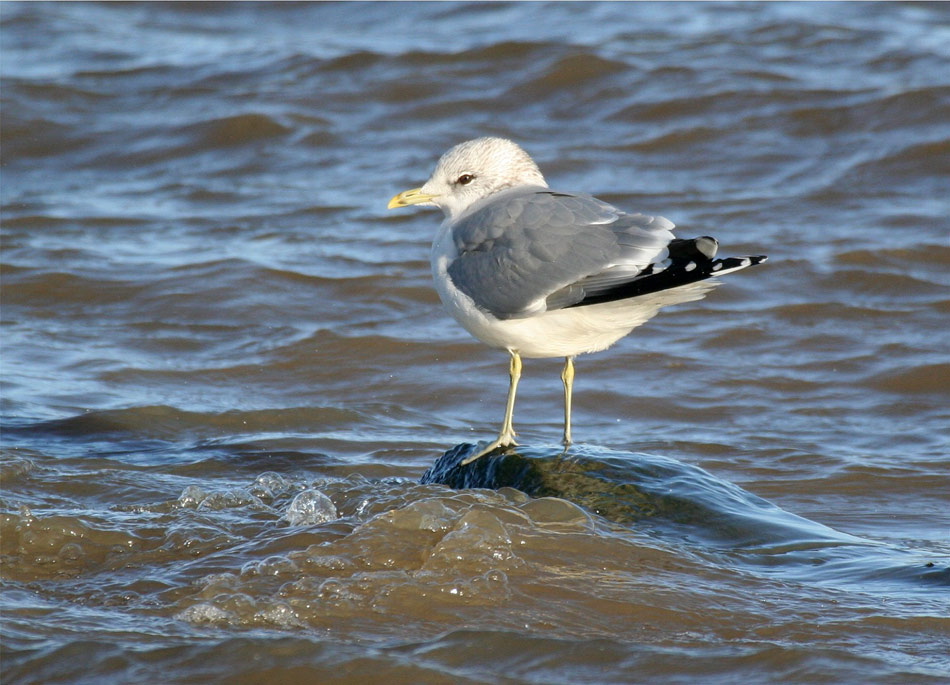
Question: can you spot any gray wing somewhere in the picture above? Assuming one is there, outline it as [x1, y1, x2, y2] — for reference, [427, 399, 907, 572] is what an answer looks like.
[447, 188, 675, 319]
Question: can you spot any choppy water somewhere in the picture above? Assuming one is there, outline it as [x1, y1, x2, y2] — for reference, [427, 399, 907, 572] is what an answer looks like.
[2, 2, 949, 682]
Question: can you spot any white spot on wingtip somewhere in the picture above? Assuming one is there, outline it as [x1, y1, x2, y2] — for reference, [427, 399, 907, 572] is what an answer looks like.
[685, 261, 696, 272]
[712, 263, 723, 272]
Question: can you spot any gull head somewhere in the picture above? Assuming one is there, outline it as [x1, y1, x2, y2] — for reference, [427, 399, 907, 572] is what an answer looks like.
[388, 137, 548, 221]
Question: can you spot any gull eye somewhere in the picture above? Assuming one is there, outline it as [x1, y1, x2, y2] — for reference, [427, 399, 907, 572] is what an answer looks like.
[456, 173, 475, 186]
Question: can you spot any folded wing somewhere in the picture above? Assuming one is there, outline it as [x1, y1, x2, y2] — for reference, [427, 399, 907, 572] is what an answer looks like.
[447, 189, 676, 319]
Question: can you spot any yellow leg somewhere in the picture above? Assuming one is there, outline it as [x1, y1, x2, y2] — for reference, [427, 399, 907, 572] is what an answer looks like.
[461, 350, 522, 465]
[561, 356, 575, 447]
[500, 350, 522, 439]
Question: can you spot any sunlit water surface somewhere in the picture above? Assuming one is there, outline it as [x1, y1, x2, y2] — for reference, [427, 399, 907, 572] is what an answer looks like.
[2, 2, 949, 683]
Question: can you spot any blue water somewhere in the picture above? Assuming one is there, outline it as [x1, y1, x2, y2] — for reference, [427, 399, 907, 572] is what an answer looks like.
[2, 2, 949, 682]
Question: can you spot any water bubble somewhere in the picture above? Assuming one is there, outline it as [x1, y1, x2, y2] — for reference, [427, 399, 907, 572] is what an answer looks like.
[241, 555, 299, 578]
[58, 542, 84, 562]
[197, 490, 264, 511]
[250, 472, 293, 499]
[282, 489, 337, 526]
[254, 602, 302, 628]
[520, 496, 594, 527]
[176, 602, 232, 625]
[177, 485, 206, 509]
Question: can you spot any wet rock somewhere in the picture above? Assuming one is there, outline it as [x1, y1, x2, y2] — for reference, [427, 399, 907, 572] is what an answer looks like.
[421, 442, 857, 549]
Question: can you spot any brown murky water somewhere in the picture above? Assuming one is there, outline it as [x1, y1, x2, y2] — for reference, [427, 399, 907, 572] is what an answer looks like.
[2, 2, 949, 682]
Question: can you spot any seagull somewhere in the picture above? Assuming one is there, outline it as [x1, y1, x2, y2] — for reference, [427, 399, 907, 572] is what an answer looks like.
[388, 137, 766, 465]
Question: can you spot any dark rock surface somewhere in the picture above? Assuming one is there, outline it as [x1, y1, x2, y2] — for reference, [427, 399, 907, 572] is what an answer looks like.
[422, 442, 949, 585]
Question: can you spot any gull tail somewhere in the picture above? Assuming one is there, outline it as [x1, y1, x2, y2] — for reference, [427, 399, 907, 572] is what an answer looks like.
[567, 236, 768, 308]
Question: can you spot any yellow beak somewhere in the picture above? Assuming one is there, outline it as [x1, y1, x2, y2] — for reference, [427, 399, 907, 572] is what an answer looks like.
[388, 187, 438, 209]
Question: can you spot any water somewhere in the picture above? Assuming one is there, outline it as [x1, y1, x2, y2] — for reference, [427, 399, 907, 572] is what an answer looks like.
[2, 2, 949, 682]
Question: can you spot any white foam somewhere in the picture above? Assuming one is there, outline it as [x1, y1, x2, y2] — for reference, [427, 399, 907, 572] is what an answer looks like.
[176, 602, 231, 625]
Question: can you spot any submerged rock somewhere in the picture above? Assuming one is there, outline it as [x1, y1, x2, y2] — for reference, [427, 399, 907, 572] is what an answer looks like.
[422, 444, 949, 586]
[421, 442, 855, 549]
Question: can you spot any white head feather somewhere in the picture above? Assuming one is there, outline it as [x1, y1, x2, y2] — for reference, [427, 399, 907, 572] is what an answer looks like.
[419, 137, 548, 221]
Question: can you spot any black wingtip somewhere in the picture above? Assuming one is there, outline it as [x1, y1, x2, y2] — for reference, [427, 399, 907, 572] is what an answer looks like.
[709, 254, 768, 274]
[566, 250, 768, 309]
